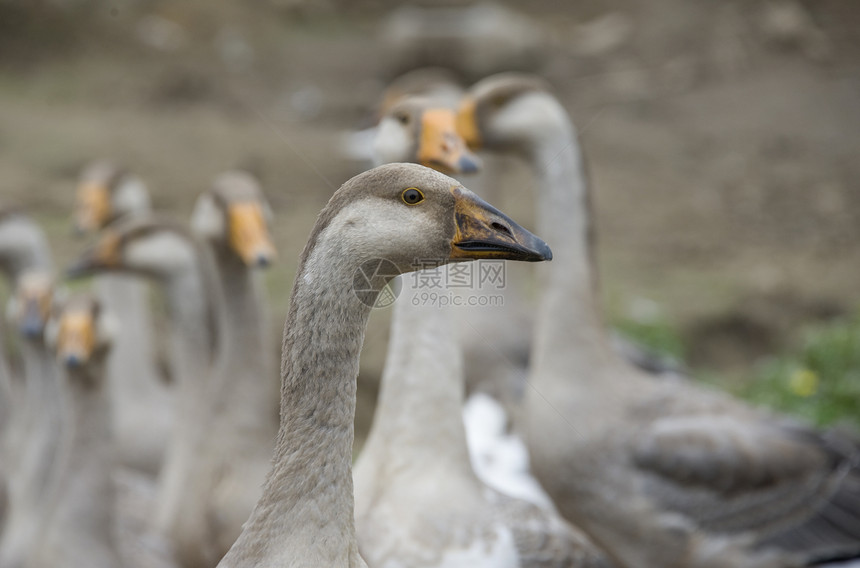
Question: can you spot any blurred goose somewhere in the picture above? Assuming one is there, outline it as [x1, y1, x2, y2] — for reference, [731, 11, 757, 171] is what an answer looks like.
[68, 217, 221, 566]
[457, 73, 860, 567]
[31, 293, 123, 568]
[216, 163, 550, 567]
[354, 281, 612, 567]
[185, 171, 279, 563]
[0, 208, 54, 446]
[74, 160, 172, 475]
[0, 271, 65, 568]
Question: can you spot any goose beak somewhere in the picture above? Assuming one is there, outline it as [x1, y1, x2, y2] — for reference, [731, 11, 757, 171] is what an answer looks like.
[449, 187, 552, 262]
[455, 97, 481, 150]
[57, 311, 95, 367]
[227, 202, 277, 268]
[74, 182, 111, 234]
[66, 231, 121, 279]
[418, 108, 482, 175]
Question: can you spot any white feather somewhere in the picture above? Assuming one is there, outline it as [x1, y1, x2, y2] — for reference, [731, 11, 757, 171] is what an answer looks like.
[463, 392, 555, 510]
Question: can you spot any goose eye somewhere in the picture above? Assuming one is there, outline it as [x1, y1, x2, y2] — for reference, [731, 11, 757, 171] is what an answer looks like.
[395, 112, 410, 125]
[401, 188, 424, 205]
[491, 95, 507, 108]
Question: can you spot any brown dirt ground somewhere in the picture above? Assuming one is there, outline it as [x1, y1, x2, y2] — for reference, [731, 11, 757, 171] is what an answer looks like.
[1, 0, 859, 444]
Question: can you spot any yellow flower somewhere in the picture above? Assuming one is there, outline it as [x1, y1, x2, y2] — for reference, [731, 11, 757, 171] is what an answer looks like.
[788, 368, 819, 397]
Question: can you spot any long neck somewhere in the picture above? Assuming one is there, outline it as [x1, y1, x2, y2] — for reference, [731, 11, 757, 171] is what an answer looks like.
[211, 251, 277, 440]
[21, 338, 61, 420]
[12, 339, 64, 527]
[0, 337, 10, 430]
[20, 339, 64, 465]
[44, 362, 116, 552]
[164, 265, 216, 396]
[95, 274, 159, 391]
[222, 241, 371, 567]
[358, 276, 473, 478]
[529, 128, 616, 383]
[155, 258, 218, 528]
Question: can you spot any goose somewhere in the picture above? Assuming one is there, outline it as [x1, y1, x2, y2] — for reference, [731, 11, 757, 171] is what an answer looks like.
[0, 270, 65, 568]
[74, 160, 172, 475]
[185, 170, 279, 562]
[353, 280, 613, 567]
[31, 292, 123, 568]
[0, 208, 54, 442]
[215, 162, 550, 567]
[457, 72, 860, 567]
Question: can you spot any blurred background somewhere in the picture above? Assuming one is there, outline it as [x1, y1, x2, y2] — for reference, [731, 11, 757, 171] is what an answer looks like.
[2, 0, 859, 443]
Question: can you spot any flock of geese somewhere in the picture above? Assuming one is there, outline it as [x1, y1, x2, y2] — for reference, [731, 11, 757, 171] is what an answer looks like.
[0, 69, 857, 568]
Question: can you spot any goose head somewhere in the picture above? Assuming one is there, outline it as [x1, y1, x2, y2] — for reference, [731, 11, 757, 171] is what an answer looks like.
[7, 270, 57, 340]
[67, 216, 199, 282]
[189, 171, 277, 268]
[74, 160, 151, 233]
[373, 96, 481, 175]
[46, 294, 115, 373]
[456, 73, 571, 155]
[308, 163, 551, 277]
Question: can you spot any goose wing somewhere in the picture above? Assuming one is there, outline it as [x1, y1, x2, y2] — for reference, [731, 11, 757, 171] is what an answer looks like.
[633, 412, 860, 562]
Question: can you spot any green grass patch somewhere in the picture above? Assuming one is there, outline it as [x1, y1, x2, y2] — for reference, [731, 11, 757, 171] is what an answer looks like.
[726, 314, 860, 429]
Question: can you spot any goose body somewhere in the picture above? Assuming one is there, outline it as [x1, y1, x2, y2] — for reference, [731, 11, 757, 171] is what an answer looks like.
[216, 163, 550, 567]
[74, 160, 172, 475]
[457, 73, 860, 567]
